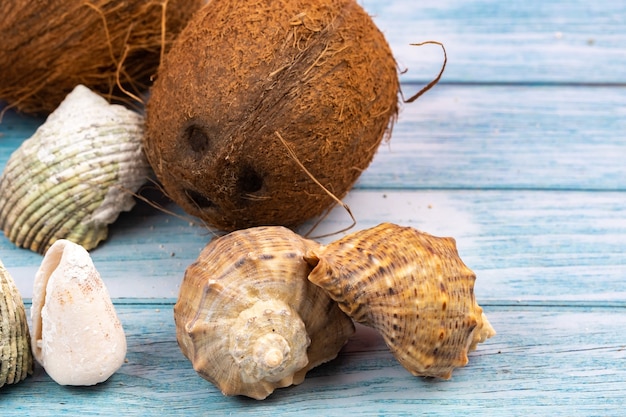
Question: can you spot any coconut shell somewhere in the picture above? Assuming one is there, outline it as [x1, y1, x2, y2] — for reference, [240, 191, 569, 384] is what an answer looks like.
[0, 0, 204, 115]
[144, 0, 399, 231]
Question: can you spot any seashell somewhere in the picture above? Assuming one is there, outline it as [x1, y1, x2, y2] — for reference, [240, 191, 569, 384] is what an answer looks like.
[0, 84, 150, 254]
[31, 239, 127, 385]
[305, 223, 495, 379]
[174, 226, 355, 400]
[0, 259, 33, 388]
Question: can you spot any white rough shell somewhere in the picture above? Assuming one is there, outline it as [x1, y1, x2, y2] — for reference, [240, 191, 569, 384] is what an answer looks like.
[0, 84, 150, 253]
[31, 239, 127, 386]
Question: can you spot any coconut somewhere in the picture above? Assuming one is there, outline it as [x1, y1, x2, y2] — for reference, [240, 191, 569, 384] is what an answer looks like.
[144, 0, 400, 231]
[0, 0, 204, 115]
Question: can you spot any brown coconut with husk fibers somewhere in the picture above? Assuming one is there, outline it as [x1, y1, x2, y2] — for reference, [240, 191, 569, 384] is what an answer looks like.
[144, 0, 400, 231]
[0, 0, 204, 115]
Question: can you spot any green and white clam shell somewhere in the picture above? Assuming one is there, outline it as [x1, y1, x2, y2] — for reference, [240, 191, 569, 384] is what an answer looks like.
[0, 85, 149, 254]
[0, 259, 33, 388]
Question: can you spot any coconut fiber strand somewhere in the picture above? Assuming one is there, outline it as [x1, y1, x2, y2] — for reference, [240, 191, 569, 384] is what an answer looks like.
[0, 0, 203, 115]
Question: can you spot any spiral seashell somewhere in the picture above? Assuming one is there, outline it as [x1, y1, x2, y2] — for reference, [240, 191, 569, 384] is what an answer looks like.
[306, 223, 495, 379]
[174, 226, 355, 400]
[0, 260, 33, 388]
[0, 84, 150, 254]
[31, 239, 127, 385]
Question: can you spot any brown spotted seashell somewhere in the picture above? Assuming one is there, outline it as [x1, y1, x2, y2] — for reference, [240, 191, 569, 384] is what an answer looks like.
[174, 226, 355, 400]
[306, 223, 495, 379]
[0, 259, 33, 388]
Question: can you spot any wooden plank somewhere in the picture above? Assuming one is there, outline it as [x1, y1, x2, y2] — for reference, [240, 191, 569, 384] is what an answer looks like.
[0, 0, 622, 99]
[361, 0, 626, 84]
[0, 111, 42, 157]
[2, 301, 625, 416]
[295, 189, 626, 303]
[2, 188, 623, 304]
[3, 85, 624, 194]
[356, 84, 626, 191]
[0, 0, 624, 414]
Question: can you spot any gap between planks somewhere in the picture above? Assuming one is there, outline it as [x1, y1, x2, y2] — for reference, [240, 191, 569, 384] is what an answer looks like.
[21, 298, 626, 310]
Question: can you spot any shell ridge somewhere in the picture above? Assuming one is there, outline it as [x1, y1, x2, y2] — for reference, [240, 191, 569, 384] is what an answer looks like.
[14, 174, 116, 251]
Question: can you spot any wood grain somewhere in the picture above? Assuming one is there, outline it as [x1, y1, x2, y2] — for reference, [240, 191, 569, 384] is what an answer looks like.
[1, 302, 624, 416]
[357, 85, 626, 191]
[362, 0, 626, 84]
[1, 187, 623, 303]
[0, 0, 625, 414]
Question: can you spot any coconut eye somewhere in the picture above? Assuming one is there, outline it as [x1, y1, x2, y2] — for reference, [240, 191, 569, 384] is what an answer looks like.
[184, 124, 210, 154]
[239, 166, 264, 194]
[185, 188, 214, 209]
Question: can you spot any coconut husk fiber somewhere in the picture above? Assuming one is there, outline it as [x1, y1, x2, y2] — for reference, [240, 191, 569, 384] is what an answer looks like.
[144, 0, 400, 232]
[0, 0, 204, 115]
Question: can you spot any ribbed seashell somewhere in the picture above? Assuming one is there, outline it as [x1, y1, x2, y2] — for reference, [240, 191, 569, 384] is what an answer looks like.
[0, 260, 33, 388]
[174, 226, 356, 400]
[0, 84, 150, 254]
[306, 223, 495, 379]
[31, 239, 127, 386]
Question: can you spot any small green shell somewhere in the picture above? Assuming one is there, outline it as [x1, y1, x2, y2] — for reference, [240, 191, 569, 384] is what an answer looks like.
[0, 260, 33, 388]
[0, 85, 150, 254]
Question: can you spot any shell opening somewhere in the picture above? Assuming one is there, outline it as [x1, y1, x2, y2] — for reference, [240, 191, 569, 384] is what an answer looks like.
[30, 239, 73, 360]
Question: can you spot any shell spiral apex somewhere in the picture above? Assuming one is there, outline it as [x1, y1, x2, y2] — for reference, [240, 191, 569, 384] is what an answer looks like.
[306, 222, 495, 379]
[0, 260, 33, 388]
[0, 84, 150, 254]
[174, 226, 355, 400]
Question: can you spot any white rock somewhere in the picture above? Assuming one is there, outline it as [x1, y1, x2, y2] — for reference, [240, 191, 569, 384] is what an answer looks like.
[31, 239, 127, 385]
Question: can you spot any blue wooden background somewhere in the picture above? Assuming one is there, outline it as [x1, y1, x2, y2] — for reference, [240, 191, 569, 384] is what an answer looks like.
[1, 0, 625, 415]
